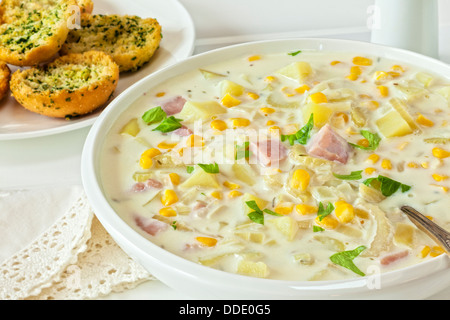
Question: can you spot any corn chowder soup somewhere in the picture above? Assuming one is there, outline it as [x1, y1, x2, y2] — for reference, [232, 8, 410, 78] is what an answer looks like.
[100, 50, 450, 281]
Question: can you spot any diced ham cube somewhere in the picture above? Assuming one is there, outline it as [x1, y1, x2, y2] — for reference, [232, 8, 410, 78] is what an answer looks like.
[161, 96, 186, 115]
[173, 126, 193, 137]
[134, 216, 167, 236]
[131, 179, 163, 192]
[250, 139, 288, 167]
[306, 124, 351, 164]
[380, 250, 409, 266]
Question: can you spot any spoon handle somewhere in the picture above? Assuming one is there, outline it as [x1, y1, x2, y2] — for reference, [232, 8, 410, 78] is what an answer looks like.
[401, 206, 450, 256]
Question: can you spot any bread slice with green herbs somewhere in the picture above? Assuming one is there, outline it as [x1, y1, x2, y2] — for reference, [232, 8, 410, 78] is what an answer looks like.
[0, 0, 76, 66]
[10, 50, 119, 118]
[61, 14, 162, 72]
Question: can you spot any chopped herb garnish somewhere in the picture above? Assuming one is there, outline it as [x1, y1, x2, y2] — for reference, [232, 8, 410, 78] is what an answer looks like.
[288, 50, 302, 56]
[349, 130, 381, 151]
[330, 246, 366, 276]
[363, 175, 411, 197]
[281, 113, 314, 146]
[152, 116, 183, 133]
[142, 106, 167, 124]
[171, 221, 177, 230]
[245, 200, 282, 225]
[197, 163, 220, 174]
[317, 202, 334, 221]
[313, 225, 325, 232]
[333, 170, 363, 180]
[186, 166, 194, 174]
[235, 141, 252, 160]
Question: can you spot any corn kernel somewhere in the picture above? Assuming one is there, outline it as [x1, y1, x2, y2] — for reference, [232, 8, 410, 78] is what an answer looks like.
[430, 246, 445, 257]
[228, 190, 243, 198]
[346, 73, 359, 81]
[157, 141, 178, 149]
[247, 92, 260, 100]
[387, 71, 401, 78]
[419, 245, 431, 258]
[139, 156, 153, 170]
[161, 189, 178, 206]
[397, 142, 409, 150]
[156, 92, 166, 97]
[381, 159, 392, 170]
[281, 86, 296, 97]
[290, 169, 310, 191]
[269, 126, 281, 135]
[169, 173, 180, 185]
[295, 204, 318, 215]
[223, 181, 240, 189]
[391, 65, 405, 73]
[248, 55, 261, 62]
[373, 71, 390, 81]
[330, 60, 341, 65]
[139, 148, 161, 169]
[159, 207, 177, 217]
[295, 84, 310, 94]
[266, 120, 276, 126]
[363, 100, 380, 110]
[221, 93, 241, 107]
[353, 56, 373, 66]
[186, 135, 205, 147]
[334, 201, 355, 223]
[416, 113, 434, 127]
[309, 92, 328, 104]
[366, 154, 380, 164]
[407, 162, 419, 168]
[350, 66, 362, 75]
[196, 236, 218, 247]
[211, 191, 222, 199]
[365, 167, 377, 175]
[274, 203, 294, 215]
[358, 139, 370, 148]
[265, 76, 277, 82]
[260, 107, 275, 115]
[432, 174, 448, 181]
[421, 162, 429, 169]
[210, 119, 227, 131]
[378, 85, 389, 97]
[231, 118, 250, 127]
[315, 215, 339, 229]
[432, 147, 450, 159]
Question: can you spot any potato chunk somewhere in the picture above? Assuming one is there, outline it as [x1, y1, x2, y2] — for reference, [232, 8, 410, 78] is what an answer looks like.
[276, 61, 312, 82]
[178, 100, 226, 122]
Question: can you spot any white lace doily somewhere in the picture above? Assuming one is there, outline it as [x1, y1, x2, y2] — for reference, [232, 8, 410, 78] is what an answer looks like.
[0, 187, 153, 300]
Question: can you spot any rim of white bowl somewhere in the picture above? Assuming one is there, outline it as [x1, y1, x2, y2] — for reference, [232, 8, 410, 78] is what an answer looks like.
[81, 38, 450, 294]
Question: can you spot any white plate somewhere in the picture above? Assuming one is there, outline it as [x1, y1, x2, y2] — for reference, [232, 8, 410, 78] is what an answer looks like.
[0, 0, 195, 141]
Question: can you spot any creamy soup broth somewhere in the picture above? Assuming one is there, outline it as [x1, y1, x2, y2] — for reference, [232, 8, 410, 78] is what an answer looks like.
[100, 50, 450, 281]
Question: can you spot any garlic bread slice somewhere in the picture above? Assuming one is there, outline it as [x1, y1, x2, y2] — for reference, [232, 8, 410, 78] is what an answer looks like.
[61, 14, 162, 72]
[11, 51, 119, 118]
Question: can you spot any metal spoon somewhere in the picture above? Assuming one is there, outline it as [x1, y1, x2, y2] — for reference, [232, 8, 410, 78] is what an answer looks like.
[401, 206, 450, 256]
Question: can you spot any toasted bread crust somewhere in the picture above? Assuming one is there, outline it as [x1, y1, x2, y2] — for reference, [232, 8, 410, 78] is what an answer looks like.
[0, 0, 75, 66]
[61, 14, 162, 72]
[0, 61, 11, 101]
[11, 51, 119, 118]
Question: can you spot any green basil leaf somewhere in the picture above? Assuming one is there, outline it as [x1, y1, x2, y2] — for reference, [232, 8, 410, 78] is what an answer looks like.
[288, 50, 302, 56]
[152, 116, 183, 133]
[281, 113, 314, 146]
[349, 130, 381, 151]
[198, 163, 220, 174]
[332, 170, 363, 180]
[186, 166, 194, 174]
[363, 175, 412, 197]
[330, 246, 366, 276]
[317, 202, 334, 221]
[142, 106, 166, 124]
[248, 211, 264, 225]
[245, 200, 263, 213]
[235, 141, 252, 160]
[313, 226, 325, 232]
